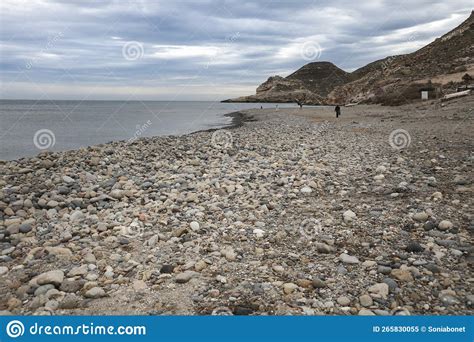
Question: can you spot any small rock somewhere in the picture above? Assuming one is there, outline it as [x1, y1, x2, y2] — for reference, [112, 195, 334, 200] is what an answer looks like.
[19, 223, 33, 233]
[59, 294, 81, 309]
[84, 286, 106, 298]
[68, 265, 88, 277]
[413, 212, 428, 222]
[62, 175, 75, 183]
[0, 266, 8, 276]
[194, 260, 207, 272]
[337, 296, 351, 306]
[132, 280, 147, 291]
[36, 270, 64, 287]
[109, 189, 124, 199]
[368, 283, 389, 298]
[360, 294, 373, 307]
[160, 265, 174, 274]
[405, 241, 423, 253]
[189, 221, 200, 231]
[272, 265, 285, 273]
[70, 210, 85, 222]
[383, 278, 398, 293]
[175, 271, 198, 284]
[283, 283, 298, 294]
[339, 253, 360, 264]
[391, 269, 413, 282]
[311, 278, 326, 289]
[358, 309, 375, 315]
[315, 243, 336, 254]
[343, 210, 357, 222]
[438, 220, 453, 231]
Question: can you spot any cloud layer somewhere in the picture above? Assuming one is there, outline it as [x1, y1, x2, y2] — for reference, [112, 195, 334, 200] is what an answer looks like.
[0, 0, 472, 100]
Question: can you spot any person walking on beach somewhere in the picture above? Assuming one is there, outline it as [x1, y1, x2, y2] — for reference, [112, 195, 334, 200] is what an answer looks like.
[335, 105, 341, 118]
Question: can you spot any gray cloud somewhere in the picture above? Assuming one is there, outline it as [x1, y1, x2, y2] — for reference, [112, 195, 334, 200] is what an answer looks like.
[0, 0, 472, 100]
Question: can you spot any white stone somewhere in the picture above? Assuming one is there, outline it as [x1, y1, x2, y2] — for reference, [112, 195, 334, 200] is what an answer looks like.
[189, 221, 200, 231]
[62, 175, 75, 183]
[339, 253, 360, 264]
[438, 220, 453, 231]
[343, 210, 357, 222]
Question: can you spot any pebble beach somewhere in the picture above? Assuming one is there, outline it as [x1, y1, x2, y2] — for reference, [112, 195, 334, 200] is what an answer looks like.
[0, 97, 472, 315]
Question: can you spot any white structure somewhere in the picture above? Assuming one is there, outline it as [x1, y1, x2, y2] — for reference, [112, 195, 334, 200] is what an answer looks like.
[421, 91, 429, 100]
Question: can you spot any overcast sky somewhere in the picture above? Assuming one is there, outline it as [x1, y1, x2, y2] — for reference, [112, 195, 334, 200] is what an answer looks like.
[0, 0, 472, 100]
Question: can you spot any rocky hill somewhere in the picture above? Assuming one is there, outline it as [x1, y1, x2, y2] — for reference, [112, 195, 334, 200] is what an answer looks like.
[224, 75, 324, 104]
[223, 62, 346, 105]
[286, 61, 351, 97]
[329, 11, 474, 105]
[225, 11, 473, 106]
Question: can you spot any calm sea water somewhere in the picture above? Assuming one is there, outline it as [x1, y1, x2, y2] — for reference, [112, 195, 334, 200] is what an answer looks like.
[0, 100, 298, 161]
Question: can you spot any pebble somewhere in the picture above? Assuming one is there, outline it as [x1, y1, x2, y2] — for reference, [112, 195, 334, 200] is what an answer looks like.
[160, 265, 175, 274]
[405, 241, 423, 253]
[0, 266, 8, 276]
[0, 105, 471, 316]
[391, 269, 413, 282]
[189, 221, 200, 231]
[359, 294, 373, 307]
[438, 220, 453, 231]
[358, 309, 376, 315]
[413, 212, 428, 222]
[194, 260, 207, 272]
[62, 175, 75, 183]
[337, 296, 351, 306]
[84, 287, 106, 298]
[368, 283, 389, 298]
[339, 253, 360, 264]
[35, 270, 64, 287]
[311, 278, 326, 289]
[68, 265, 88, 277]
[343, 210, 357, 222]
[315, 243, 336, 254]
[19, 223, 33, 233]
[175, 271, 198, 284]
[283, 283, 298, 294]
[382, 278, 398, 293]
[70, 210, 85, 222]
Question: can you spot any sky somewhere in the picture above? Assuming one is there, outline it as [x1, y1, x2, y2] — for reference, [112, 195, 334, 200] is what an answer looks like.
[0, 0, 472, 101]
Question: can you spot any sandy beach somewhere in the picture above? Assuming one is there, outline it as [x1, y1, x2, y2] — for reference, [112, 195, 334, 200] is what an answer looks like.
[0, 96, 472, 315]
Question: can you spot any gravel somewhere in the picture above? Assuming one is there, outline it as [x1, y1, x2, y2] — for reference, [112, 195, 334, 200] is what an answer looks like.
[0, 97, 472, 315]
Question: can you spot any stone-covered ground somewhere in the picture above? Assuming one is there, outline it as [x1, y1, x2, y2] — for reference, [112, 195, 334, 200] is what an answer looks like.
[0, 96, 472, 315]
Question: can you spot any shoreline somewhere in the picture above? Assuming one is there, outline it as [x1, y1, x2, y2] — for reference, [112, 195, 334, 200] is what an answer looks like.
[0, 109, 257, 164]
[0, 97, 472, 315]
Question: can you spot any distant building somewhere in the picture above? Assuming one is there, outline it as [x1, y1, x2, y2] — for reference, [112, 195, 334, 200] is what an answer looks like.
[419, 87, 435, 100]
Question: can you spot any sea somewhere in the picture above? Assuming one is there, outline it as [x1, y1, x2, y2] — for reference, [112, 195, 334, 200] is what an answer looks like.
[0, 100, 298, 161]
